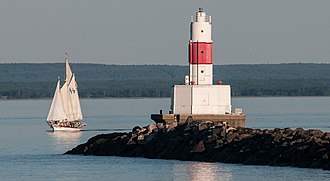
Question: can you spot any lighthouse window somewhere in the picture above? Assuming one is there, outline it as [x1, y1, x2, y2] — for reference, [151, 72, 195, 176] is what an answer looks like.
[201, 51, 204, 54]
[201, 70, 204, 73]
[201, 30, 204, 33]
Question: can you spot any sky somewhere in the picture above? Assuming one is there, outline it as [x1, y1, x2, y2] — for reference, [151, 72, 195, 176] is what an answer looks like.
[0, 0, 329, 65]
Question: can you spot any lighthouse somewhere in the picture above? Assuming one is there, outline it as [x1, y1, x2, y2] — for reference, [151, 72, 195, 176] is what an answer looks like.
[151, 8, 245, 128]
[171, 8, 232, 115]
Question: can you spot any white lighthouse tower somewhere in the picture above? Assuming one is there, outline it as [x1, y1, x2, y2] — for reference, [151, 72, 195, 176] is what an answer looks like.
[152, 8, 245, 128]
[189, 8, 213, 85]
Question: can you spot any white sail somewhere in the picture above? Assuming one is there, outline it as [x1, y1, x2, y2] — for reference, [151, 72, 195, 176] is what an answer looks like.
[68, 74, 83, 120]
[65, 54, 73, 82]
[60, 81, 74, 122]
[47, 80, 66, 121]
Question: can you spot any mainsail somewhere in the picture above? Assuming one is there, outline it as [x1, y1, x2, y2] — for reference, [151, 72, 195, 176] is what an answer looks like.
[47, 80, 66, 121]
[68, 74, 83, 120]
[60, 81, 74, 122]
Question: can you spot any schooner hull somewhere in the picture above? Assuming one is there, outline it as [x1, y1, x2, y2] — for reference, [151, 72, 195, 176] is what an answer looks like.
[47, 121, 86, 132]
[52, 126, 83, 131]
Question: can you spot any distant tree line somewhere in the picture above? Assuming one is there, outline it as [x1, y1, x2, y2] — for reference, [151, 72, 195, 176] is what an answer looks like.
[0, 63, 330, 99]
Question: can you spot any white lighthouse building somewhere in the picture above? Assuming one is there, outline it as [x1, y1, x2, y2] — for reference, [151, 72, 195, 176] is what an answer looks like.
[189, 8, 213, 85]
[171, 8, 231, 115]
[152, 8, 245, 128]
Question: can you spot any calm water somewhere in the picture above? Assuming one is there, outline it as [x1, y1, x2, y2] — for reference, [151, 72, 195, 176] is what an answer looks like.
[0, 97, 329, 180]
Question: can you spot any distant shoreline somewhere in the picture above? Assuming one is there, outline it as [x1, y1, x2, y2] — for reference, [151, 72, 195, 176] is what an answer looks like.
[1, 95, 330, 101]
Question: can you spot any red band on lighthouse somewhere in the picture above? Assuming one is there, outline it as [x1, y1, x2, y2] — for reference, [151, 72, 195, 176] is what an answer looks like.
[189, 42, 213, 64]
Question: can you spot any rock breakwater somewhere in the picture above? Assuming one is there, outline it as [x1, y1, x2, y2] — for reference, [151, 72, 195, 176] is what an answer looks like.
[66, 121, 330, 170]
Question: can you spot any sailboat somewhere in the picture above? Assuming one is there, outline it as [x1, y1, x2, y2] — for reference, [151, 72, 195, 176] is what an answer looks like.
[46, 54, 87, 131]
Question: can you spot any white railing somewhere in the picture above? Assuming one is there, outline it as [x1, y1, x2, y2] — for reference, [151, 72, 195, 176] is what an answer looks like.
[191, 15, 211, 23]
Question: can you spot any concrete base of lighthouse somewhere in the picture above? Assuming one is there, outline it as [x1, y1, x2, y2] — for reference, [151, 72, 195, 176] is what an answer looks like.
[151, 113, 246, 128]
[151, 84, 246, 128]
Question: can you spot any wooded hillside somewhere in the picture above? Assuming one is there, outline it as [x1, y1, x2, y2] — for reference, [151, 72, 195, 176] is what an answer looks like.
[0, 63, 329, 99]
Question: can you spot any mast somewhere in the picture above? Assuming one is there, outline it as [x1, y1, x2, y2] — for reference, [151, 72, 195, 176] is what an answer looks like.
[61, 53, 83, 122]
[60, 54, 75, 122]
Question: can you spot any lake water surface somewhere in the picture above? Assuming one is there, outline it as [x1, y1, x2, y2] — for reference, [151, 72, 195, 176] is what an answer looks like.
[0, 97, 329, 180]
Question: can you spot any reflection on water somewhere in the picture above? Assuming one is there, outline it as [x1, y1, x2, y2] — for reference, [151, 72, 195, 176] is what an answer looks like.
[174, 162, 233, 181]
[47, 131, 82, 152]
